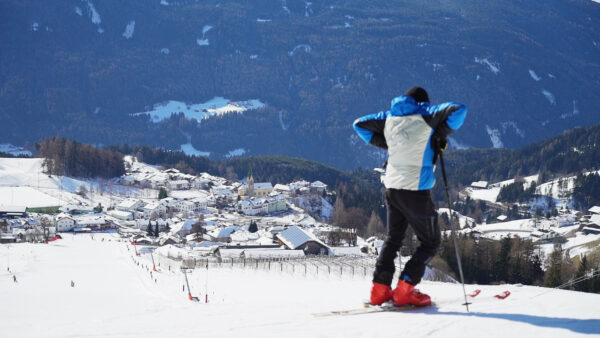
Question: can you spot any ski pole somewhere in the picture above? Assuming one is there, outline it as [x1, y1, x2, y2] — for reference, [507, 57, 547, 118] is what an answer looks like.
[439, 151, 470, 312]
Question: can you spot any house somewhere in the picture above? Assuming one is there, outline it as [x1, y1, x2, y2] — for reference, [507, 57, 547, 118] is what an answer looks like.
[238, 199, 269, 216]
[0, 205, 27, 219]
[116, 199, 144, 212]
[168, 180, 190, 190]
[266, 195, 287, 213]
[174, 200, 196, 213]
[170, 219, 197, 237]
[54, 213, 75, 232]
[470, 181, 489, 189]
[109, 210, 134, 221]
[143, 202, 167, 219]
[310, 181, 328, 194]
[276, 226, 331, 255]
[272, 184, 291, 196]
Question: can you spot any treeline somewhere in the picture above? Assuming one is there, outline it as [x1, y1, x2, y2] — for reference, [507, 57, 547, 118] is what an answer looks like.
[573, 172, 600, 210]
[445, 124, 600, 187]
[433, 234, 600, 293]
[37, 137, 125, 178]
[438, 235, 544, 285]
[497, 180, 537, 203]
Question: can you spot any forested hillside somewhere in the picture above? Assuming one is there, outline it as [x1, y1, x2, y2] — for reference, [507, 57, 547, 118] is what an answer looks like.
[2, 0, 600, 169]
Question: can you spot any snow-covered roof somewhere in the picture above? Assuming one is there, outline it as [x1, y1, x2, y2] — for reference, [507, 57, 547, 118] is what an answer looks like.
[471, 181, 489, 189]
[273, 184, 291, 191]
[55, 213, 74, 221]
[254, 182, 273, 190]
[109, 210, 133, 218]
[0, 205, 27, 213]
[310, 181, 327, 188]
[143, 202, 162, 211]
[588, 206, 600, 214]
[117, 199, 141, 209]
[217, 226, 240, 238]
[276, 226, 326, 250]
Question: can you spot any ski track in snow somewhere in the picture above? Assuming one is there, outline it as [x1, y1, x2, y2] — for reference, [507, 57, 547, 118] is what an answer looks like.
[485, 125, 504, 148]
[529, 69, 542, 81]
[542, 90, 556, 105]
[1, 234, 600, 337]
[122, 21, 135, 39]
[474, 57, 500, 74]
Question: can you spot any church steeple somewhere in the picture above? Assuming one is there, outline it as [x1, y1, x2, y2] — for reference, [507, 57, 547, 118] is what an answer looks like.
[247, 166, 254, 197]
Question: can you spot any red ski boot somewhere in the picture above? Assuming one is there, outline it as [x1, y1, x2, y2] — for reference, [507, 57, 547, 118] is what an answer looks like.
[392, 280, 431, 307]
[370, 282, 392, 305]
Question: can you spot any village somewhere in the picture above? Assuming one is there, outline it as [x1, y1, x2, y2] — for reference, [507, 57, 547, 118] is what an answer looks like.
[2, 156, 600, 266]
[0, 156, 352, 262]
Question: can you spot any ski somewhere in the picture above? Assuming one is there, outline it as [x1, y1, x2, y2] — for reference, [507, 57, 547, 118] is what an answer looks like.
[469, 289, 481, 297]
[312, 302, 434, 317]
[494, 290, 511, 299]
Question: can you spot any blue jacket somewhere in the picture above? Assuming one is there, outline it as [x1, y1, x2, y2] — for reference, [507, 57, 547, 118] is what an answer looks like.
[353, 95, 466, 190]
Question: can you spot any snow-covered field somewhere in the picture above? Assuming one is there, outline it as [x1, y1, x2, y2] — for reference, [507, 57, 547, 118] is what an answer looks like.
[132, 97, 265, 123]
[2, 234, 599, 338]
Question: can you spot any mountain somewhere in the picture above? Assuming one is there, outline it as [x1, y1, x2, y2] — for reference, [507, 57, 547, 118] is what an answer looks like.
[2, 0, 600, 170]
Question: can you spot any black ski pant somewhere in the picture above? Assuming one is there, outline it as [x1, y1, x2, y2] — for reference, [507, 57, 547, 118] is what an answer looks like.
[373, 188, 440, 286]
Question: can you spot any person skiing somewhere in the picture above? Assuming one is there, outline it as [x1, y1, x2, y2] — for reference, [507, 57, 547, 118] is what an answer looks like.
[353, 86, 466, 307]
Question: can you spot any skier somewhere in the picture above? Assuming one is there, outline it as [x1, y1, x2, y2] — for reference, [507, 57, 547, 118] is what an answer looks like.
[13, 275, 17, 283]
[353, 86, 466, 307]
[71, 280, 75, 287]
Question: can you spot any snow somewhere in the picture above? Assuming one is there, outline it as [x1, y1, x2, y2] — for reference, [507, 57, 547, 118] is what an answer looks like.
[133, 97, 266, 123]
[485, 125, 504, 148]
[122, 21, 135, 39]
[2, 233, 600, 337]
[474, 57, 500, 74]
[180, 143, 209, 157]
[542, 90, 556, 105]
[197, 25, 213, 46]
[529, 69, 542, 81]
[464, 175, 538, 203]
[0, 144, 32, 156]
[0, 186, 64, 208]
[288, 44, 311, 56]
[83, 0, 101, 25]
[561, 100, 580, 119]
[226, 148, 246, 158]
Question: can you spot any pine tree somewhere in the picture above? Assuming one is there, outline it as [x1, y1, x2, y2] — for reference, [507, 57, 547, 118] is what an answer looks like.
[158, 187, 168, 199]
[574, 255, 591, 292]
[249, 220, 258, 233]
[544, 246, 564, 287]
[366, 211, 385, 237]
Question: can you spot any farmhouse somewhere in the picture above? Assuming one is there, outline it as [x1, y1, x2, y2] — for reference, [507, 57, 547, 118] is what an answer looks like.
[276, 226, 331, 255]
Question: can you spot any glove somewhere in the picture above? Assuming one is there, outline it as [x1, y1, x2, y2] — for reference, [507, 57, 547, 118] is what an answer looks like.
[432, 134, 448, 152]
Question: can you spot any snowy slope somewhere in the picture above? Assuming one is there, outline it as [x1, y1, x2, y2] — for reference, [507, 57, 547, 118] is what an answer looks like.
[1, 234, 599, 337]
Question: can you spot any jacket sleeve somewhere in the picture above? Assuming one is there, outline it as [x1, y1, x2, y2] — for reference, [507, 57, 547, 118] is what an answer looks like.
[423, 102, 467, 137]
[352, 111, 388, 149]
